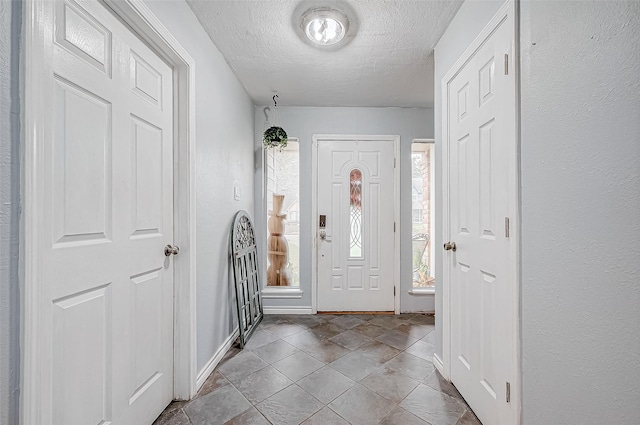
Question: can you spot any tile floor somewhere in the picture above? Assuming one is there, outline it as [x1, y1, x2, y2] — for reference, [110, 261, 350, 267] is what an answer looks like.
[154, 314, 482, 425]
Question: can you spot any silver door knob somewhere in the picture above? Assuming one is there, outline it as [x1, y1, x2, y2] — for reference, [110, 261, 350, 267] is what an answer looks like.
[164, 244, 180, 257]
[319, 230, 332, 243]
[443, 242, 456, 252]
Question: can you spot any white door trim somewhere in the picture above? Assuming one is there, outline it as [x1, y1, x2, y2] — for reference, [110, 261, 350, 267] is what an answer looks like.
[21, 1, 197, 423]
[440, 0, 520, 423]
[311, 134, 401, 314]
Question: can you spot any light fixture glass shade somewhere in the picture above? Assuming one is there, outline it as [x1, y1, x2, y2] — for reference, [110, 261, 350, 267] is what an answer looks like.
[306, 17, 344, 45]
[301, 8, 349, 46]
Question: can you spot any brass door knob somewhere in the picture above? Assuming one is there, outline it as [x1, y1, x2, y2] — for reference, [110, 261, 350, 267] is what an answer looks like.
[444, 242, 457, 252]
[164, 244, 180, 257]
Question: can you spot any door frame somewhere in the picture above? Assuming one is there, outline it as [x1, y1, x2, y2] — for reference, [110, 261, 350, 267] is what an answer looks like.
[21, 0, 198, 422]
[439, 0, 520, 422]
[311, 134, 401, 314]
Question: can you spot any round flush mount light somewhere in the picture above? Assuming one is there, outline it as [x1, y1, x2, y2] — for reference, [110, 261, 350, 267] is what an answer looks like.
[301, 7, 350, 46]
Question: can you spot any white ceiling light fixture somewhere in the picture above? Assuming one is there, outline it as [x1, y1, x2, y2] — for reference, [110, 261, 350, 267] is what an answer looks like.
[301, 7, 350, 46]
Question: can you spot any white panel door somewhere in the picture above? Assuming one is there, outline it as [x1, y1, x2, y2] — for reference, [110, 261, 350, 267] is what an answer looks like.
[446, 9, 516, 425]
[39, 1, 174, 424]
[317, 140, 395, 312]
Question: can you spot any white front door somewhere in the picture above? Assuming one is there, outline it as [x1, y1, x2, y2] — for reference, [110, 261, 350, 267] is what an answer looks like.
[38, 1, 174, 423]
[446, 5, 516, 425]
[317, 138, 396, 312]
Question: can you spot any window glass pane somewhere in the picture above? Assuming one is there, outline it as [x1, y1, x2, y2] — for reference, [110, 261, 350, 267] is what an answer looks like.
[411, 143, 435, 288]
[266, 141, 299, 287]
[350, 169, 363, 258]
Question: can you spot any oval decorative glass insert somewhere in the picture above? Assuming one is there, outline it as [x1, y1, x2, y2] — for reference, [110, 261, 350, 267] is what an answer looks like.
[350, 169, 363, 257]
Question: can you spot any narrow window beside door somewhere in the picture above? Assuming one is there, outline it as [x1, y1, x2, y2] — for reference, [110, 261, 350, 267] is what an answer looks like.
[411, 141, 435, 288]
[265, 140, 300, 286]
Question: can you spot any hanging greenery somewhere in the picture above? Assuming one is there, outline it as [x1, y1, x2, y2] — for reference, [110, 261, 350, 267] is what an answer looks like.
[263, 126, 288, 149]
[263, 94, 288, 150]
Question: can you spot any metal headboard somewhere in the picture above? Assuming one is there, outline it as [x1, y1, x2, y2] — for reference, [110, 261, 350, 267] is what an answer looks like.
[231, 210, 263, 348]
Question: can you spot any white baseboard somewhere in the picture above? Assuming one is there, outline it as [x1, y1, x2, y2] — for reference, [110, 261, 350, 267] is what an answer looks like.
[263, 306, 313, 315]
[196, 328, 239, 391]
[433, 353, 446, 378]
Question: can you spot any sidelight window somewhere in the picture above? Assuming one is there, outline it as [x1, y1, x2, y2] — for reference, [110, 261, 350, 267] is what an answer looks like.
[411, 141, 435, 288]
[265, 140, 300, 287]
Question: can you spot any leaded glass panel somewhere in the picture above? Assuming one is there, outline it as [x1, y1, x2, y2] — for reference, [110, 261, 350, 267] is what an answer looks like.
[350, 169, 363, 258]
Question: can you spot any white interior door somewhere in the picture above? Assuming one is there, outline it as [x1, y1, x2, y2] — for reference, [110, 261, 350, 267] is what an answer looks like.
[446, 6, 516, 425]
[317, 139, 396, 312]
[38, 1, 174, 423]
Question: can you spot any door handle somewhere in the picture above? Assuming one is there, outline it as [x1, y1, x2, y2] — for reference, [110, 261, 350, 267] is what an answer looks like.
[443, 242, 456, 252]
[164, 244, 180, 256]
[319, 231, 332, 243]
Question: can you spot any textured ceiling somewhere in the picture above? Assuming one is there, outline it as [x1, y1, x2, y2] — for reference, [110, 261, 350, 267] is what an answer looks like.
[186, 0, 463, 107]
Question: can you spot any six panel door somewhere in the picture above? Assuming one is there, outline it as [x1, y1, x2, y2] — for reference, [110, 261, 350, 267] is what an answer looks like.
[40, 1, 175, 423]
[447, 9, 516, 425]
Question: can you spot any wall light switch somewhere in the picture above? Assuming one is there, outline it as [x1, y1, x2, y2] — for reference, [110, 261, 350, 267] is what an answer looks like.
[233, 185, 241, 201]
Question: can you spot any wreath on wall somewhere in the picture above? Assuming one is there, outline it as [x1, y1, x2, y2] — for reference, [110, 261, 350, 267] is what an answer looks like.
[263, 94, 288, 150]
